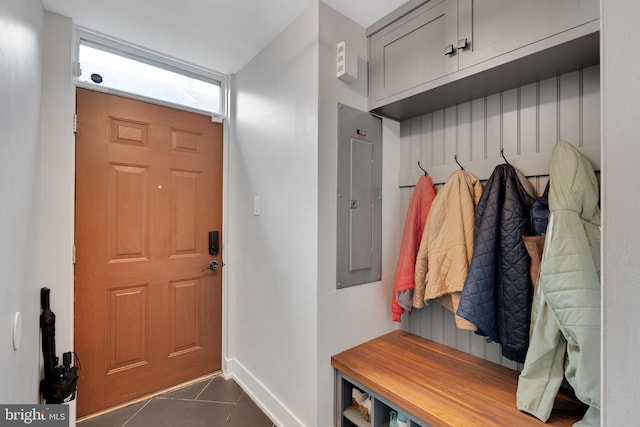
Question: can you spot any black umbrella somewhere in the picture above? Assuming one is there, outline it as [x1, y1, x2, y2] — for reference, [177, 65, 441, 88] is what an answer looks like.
[40, 287, 79, 404]
[40, 288, 57, 381]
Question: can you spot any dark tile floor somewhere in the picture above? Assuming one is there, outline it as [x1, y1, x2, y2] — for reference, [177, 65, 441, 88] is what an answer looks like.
[78, 376, 275, 427]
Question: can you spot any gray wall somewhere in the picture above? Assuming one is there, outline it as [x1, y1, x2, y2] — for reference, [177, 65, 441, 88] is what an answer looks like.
[0, 0, 43, 404]
[601, 0, 640, 423]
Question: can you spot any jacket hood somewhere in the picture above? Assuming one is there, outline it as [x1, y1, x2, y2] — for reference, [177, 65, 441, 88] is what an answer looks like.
[549, 140, 600, 225]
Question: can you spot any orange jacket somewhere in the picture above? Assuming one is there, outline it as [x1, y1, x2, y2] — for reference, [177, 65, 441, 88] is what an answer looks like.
[392, 175, 437, 322]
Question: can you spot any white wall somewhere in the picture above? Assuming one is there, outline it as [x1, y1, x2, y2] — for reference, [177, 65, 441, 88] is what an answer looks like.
[601, 0, 640, 424]
[0, 0, 44, 403]
[228, 3, 320, 426]
[229, 5, 401, 426]
[317, 3, 399, 426]
[41, 10, 76, 422]
[41, 8, 75, 376]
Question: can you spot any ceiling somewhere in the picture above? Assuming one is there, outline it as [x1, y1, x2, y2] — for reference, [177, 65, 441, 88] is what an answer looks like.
[41, 0, 408, 75]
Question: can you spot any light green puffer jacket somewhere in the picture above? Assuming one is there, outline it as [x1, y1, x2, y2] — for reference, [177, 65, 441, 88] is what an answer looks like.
[517, 140, 601, 426]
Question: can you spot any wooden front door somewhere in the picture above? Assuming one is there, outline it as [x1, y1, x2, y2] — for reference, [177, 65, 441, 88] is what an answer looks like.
[74, 88, 223, 417]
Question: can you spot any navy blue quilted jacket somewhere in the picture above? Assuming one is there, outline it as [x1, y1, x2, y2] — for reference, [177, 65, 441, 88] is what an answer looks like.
[456, 164, 535, 363]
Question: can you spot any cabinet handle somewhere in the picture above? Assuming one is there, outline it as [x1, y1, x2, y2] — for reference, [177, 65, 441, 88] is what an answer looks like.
[444, 44, 455, 55]
[457, 38, 469, 50]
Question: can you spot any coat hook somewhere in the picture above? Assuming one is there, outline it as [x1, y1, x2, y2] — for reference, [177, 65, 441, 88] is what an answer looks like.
[500, 148, 511, 166]
[454, 155, 464, 171]
[417, 161, 428, 176]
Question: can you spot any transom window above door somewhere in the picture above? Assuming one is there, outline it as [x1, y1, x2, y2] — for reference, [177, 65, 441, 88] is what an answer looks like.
[77, 37, 224, 118]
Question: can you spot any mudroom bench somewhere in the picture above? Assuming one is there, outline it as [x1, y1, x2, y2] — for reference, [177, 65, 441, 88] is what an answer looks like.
[331, 330, 585, 427]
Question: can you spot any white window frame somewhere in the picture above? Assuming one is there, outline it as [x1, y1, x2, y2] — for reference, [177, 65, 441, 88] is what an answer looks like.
[73, 26, 228, 122]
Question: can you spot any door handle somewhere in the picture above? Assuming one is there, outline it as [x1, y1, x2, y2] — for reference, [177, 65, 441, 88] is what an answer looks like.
[444, 44, 455, 55]
[207, 260, 219, 271]
[457, 38, 469, 50]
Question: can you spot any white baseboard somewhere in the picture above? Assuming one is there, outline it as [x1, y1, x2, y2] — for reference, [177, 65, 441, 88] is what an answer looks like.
[222, 356, 233, 380]
[227, 357, 306, 427]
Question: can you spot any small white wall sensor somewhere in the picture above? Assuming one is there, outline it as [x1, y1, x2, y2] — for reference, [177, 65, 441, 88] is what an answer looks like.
[337, 41, 357, 81]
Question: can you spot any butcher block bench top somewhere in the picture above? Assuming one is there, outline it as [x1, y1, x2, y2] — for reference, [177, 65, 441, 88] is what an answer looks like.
[331, 330, 585, 427]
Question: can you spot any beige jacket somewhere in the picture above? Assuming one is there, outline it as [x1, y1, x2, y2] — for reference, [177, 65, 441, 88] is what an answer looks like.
[413, 170, 483, 330]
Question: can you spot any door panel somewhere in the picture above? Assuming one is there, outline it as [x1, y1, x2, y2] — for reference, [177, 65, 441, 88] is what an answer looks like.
[108, 285, 149, 373]
[170, 170, 200, 255]
[75, 88, 223, 417]
[169, 279, 200, 355]
[109, 164, 150, 261]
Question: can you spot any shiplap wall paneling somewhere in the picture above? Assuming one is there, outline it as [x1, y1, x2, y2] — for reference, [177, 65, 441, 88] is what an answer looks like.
[400, 66, 600, 370]
[398, 65, 600, 187]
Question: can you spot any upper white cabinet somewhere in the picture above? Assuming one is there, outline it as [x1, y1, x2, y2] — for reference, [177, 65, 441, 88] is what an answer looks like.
[368, 0, 599, 120]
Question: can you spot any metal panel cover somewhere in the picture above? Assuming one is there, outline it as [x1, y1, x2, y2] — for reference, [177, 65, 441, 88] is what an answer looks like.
[337, 103, 382, 289]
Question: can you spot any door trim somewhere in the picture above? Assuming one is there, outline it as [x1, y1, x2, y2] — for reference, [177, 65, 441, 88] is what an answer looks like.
[220, 82, 231, 377]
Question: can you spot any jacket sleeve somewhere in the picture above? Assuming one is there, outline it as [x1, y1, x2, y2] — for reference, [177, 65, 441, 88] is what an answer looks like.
[413, 222, 430, 310]
[535, 212, 600, 401]
[516, 281, 566, 422]
[413, 173, 451, 310]
[391, 176, 436, 321]
[456, 172, 499, 335]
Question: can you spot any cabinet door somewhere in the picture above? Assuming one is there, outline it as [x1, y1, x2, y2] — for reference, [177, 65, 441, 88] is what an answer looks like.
[457, 0, 599, 70]
[370, 0, 457, 106]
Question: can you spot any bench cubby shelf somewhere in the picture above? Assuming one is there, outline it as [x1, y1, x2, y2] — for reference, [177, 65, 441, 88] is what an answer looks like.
[338, 372, 427, 427]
